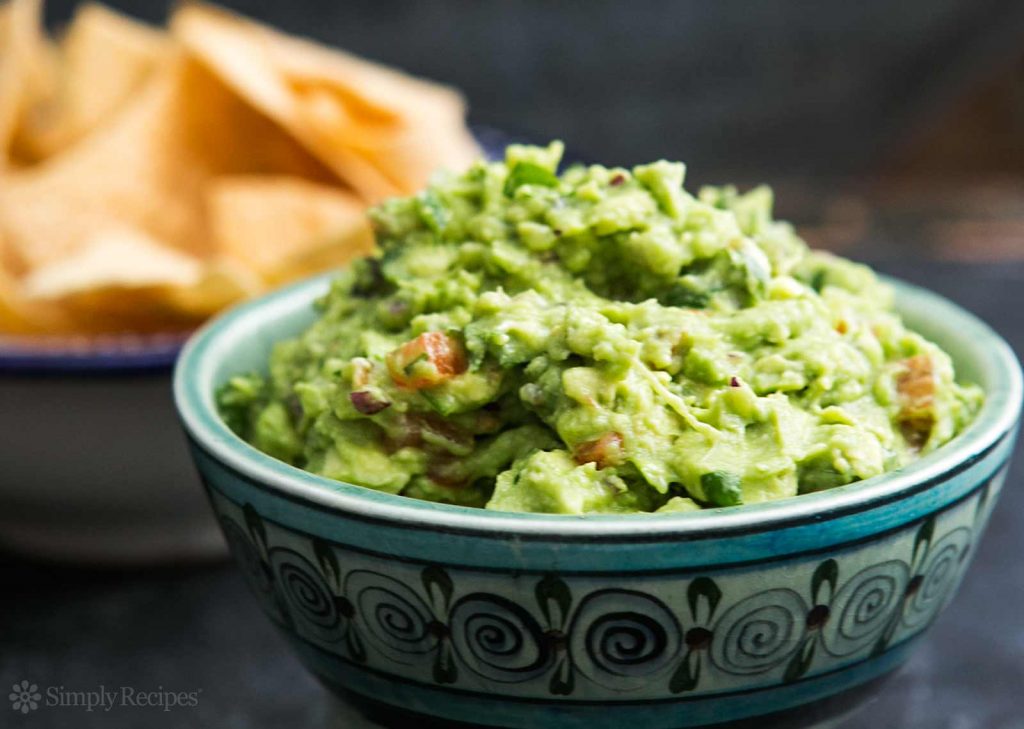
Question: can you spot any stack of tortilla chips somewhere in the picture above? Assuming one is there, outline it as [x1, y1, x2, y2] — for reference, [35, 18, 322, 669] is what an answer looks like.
[0, 0, 480, 336]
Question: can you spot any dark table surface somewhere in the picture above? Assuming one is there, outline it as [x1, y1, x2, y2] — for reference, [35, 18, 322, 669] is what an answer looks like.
[2, 259, 1023, 729]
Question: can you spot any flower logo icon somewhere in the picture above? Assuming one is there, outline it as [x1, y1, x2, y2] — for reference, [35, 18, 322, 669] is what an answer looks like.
[9, 681, 41, 713]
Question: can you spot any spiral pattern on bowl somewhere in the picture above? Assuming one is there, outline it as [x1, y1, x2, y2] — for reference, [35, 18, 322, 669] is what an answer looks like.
[220, 517, 272, 595]
[449, 594, 551, 682]
[903, 527, 972, 629]
[710, 589, 806, 675]
[822, 560, 908, 656]
[269, 547, 346, 642]
[346, 570, 438, 661]
[569, 590, 681, 689]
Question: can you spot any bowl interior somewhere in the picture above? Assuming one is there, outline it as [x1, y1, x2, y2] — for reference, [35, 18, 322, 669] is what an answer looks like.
[175, 273, 1022, 534]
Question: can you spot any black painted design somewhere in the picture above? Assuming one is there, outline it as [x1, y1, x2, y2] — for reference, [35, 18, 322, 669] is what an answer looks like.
[783, 559, 839, 684]
[220, 516, 273, 597]
[346, 570, 439, 664]
[822, 561, 909, 657]
[902, 527, 972, 630]
[421, 566, 458, 684]
[270, 547, 347, 644]
[710, 589, 807, 676]
[218, 510, 289, 628]
[535, 574, 575, 695]
[205, 464, 1005, 699]
[570, 590, 682, 690]
[670, 576, 722, 693]
[450, 594, 552, 682]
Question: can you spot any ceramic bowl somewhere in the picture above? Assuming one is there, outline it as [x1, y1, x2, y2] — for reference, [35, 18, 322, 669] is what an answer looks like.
[174, 273, 1021, 728]
[0, 336, 225, 563]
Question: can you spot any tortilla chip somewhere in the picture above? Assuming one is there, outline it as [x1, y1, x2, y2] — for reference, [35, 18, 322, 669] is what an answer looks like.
[22, 227, 204, 299]
[0, 0, 55, 168]
[20, 226, 261, 330]
[206, 174, 373, 280]
[62, 4, 169, 132]
[160, 257, 263, 317]
[59, 261, 263, 329]
[0, 53, 337, 273]
[0, 1, 26, 156]
[0, 3, 19, 156]
[17, 3, 171, 160]
[0, 253, 76, 334]
[0, 267, 36, 333]
[172, 3, 481, 202]
[1, 1, 481, 338]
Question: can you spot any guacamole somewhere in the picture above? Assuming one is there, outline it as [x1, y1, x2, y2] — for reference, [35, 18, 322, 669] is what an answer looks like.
[218, 143, 983, 514]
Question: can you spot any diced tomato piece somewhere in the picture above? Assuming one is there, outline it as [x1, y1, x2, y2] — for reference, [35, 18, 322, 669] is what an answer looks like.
[387, 332, 468, 389]
[573, 432, 624, 469]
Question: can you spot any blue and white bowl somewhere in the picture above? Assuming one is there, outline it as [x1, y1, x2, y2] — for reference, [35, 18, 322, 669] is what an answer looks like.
[174, 273, 1021, 728]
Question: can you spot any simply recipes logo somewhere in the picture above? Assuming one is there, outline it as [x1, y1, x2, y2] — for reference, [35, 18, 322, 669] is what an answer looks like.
[9, 681, 40, 714]
[8, 681, 201, 714]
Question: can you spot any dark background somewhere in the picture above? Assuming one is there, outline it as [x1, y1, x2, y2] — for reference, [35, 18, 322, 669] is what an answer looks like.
[40, 0, 1024, 186]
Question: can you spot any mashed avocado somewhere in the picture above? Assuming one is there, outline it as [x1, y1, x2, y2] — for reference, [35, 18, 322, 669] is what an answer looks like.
[218, 143, 982, 514]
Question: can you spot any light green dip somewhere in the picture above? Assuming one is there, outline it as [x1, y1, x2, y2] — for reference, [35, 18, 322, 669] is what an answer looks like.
[218, 143, 982, 514]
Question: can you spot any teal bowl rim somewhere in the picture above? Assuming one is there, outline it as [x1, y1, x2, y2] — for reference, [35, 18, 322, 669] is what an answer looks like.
[174, 272, 1022, 538]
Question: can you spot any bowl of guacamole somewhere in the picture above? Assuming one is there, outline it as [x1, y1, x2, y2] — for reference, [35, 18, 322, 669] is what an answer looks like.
[174, 143, 1021, 728]
[213, 142, 983, 514]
